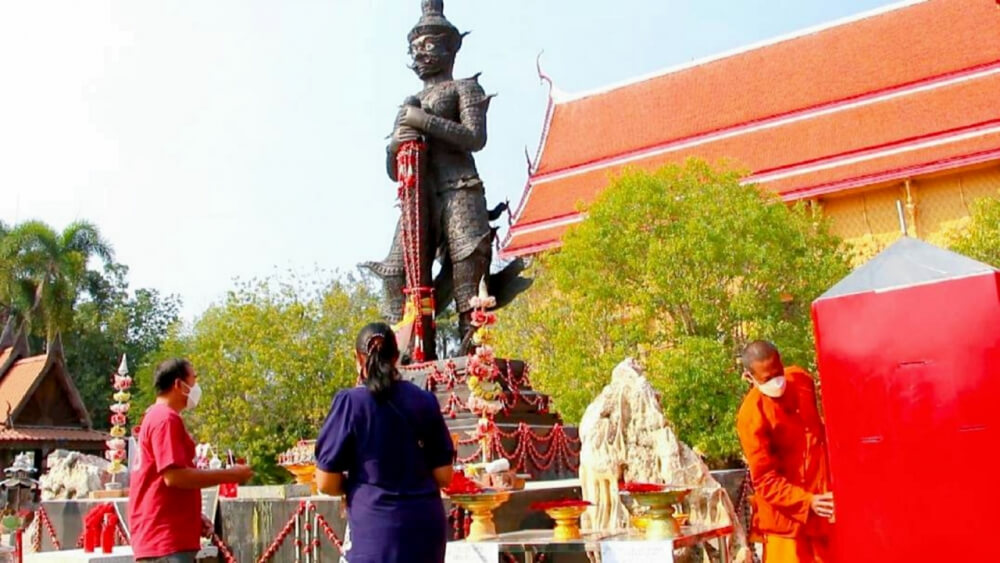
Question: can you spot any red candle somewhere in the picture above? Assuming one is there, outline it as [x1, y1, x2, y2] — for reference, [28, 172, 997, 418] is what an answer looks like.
[84, 527, 97, 553]
[101, 517, 114, 553]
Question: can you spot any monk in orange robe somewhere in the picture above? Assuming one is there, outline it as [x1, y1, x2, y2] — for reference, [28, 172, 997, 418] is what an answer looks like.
[736, 341, 834, 563]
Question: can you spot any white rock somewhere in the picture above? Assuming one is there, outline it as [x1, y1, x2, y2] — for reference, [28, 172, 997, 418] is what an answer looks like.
[578, 358, 750, 562]
[39, 450, 117, 500]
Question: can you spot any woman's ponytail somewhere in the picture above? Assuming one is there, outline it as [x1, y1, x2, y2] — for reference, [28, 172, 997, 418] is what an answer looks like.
[356, 323, 400, 400]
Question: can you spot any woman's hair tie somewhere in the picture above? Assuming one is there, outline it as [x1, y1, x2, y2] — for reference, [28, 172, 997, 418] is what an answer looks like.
[365, 334, 386, 355]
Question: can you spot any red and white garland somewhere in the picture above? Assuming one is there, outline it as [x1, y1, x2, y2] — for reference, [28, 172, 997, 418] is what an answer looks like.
[30, 507, 62, 551]
[254, 501, 342, 562]
[454, 422, 581, 474]
[396, 140, 435, 363]
[419, 359, 533, 394]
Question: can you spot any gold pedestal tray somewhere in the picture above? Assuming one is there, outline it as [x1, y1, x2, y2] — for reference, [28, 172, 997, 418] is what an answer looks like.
[622, 488, 692, 540]
[283, 463, 317, 495]
[450, 491, 511, 542]
[544, 505, 588, 541]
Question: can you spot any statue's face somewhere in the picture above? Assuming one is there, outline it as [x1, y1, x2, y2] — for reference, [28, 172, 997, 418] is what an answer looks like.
[408, 33, 453, 79]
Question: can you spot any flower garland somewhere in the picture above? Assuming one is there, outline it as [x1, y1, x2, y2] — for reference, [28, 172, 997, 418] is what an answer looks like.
[31, 507, 62, 551]
[465, 279, 503, 418]
[453, 422, 581, 474]
[440, 392, 465, 419]
[253, 501, 343, 562]
[449, 506, 472, 540]
[106, 355, 131, 476]
[417, 358, 534, 396]
[437, 377, 549, 418]
[396, 140, 434, 362]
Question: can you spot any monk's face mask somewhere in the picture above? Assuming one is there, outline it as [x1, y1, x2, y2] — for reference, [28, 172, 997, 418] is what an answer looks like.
[753, 375, 787, 398]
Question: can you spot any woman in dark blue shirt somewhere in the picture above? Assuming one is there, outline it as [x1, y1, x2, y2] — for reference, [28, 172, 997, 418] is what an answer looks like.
[314, 322, 454, 563]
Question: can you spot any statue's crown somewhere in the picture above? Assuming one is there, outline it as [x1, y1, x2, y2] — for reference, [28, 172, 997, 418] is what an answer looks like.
[408, 0, 461, 46]
[422, 0, 444, 16]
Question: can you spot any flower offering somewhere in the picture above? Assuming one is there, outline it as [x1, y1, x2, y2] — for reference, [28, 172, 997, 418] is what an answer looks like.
[105, 355, 131, 475]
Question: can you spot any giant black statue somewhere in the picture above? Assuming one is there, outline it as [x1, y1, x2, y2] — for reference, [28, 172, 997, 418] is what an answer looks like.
[363, 0, 529, 361]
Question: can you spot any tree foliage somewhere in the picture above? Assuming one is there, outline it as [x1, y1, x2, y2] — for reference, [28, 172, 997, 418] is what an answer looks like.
[135, 272, 380, 484]
[494, 161, 851, 467]
[946, 196, 1000, 267]
[64, 263, 181, 429]
[0, 220, 113, 340]
[0, 219, 178, 428]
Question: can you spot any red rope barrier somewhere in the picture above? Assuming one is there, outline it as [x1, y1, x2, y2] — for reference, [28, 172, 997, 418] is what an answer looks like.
[256, 501, 307, 562]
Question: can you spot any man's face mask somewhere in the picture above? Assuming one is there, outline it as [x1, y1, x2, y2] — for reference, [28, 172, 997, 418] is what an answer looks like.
[180, 380, 202, 410]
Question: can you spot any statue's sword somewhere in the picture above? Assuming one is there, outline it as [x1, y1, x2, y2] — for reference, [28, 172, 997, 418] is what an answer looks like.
[395, 138, 436, 362]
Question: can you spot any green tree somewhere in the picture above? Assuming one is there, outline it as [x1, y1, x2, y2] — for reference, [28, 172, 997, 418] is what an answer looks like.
[136, 272, 380, 484]
[0, 220, 114, 340]
[946, 196, 1000, 267]
[0, 220, 12, 324]
[63, 262, 181, 429]
[494, 161, 851, 467]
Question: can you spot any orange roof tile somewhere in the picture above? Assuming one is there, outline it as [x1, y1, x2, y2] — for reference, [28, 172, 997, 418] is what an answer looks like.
[0, 355, 47, 415]
[506, 0, 1000, 256]
[0, 427, 108, 442]
[534, 0, 1000, 175]
[504, 132, 1000, 257]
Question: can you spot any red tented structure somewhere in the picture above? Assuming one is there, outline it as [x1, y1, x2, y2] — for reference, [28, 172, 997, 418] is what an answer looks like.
[811, 237, 1000, 562]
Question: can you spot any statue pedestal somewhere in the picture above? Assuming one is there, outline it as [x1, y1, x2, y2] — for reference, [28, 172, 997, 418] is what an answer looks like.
[399, 356, 580, 481]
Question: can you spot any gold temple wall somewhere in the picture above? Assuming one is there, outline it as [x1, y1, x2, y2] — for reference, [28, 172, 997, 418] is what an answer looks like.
[816, 166, 1000, 264]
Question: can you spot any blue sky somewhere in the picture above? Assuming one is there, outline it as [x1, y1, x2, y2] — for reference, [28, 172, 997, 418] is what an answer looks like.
[0, 0, 898, 318]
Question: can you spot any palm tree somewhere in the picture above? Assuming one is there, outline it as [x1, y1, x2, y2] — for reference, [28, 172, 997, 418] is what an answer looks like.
[0, 220, 12, 325]
[0, 220, 114, 341]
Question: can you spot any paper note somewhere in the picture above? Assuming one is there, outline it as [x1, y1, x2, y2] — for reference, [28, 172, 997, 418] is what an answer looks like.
[601, 540, 675, 563]
[444, 541, 499, 563]
[201, 486, 220, 524]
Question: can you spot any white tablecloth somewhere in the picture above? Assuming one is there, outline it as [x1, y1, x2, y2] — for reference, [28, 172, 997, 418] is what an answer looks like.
[26, 545, 217, 562]
[25, 546, 134, 562]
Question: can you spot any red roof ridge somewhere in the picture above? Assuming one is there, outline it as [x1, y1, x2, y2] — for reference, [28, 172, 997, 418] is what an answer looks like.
[551, 0, 929, 105]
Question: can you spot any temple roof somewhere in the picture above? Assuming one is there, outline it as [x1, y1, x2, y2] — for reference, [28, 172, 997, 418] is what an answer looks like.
[504, 0, 1000, 257]
[0, 427, 108, 443]
[0, 335, 94, 430]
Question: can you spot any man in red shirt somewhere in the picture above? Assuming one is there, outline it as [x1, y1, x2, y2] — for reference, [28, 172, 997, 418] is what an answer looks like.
[128, 359, 252, 562]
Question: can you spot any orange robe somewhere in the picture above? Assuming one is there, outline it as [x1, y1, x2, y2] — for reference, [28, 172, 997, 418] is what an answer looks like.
[736, 366, 832, 562]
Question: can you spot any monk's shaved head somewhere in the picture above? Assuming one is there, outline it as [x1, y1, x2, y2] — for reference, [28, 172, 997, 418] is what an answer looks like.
[741, 340, 780, 371]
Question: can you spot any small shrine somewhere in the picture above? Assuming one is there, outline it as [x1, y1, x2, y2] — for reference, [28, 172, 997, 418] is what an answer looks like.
[0, 321, 107, 473]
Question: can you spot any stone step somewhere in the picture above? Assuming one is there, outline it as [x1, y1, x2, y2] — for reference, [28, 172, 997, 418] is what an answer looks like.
[445, 411, 563, 428]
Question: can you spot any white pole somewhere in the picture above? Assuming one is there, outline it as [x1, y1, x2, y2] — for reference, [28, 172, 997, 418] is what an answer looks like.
[895, 200, 907, 236]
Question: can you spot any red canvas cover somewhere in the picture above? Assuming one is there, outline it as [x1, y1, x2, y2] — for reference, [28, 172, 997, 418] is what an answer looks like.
[812, 237, 1000, 561]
